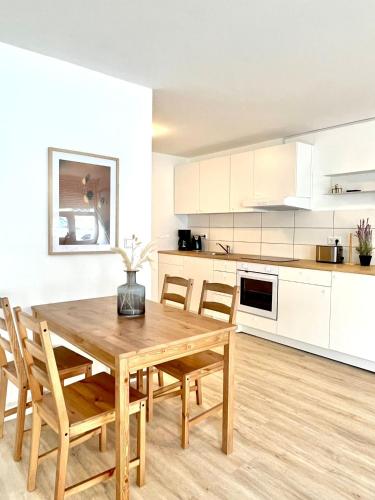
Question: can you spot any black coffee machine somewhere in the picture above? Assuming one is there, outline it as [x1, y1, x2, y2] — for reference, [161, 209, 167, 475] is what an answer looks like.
[191, 234, 202, 251]
[178, 229, 191, 251]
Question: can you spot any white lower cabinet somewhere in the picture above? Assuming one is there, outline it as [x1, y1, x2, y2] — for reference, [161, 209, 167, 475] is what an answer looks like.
[277, 280, 330, 348]
[330, 272, 375, 361]
[183, 257, 214, 312]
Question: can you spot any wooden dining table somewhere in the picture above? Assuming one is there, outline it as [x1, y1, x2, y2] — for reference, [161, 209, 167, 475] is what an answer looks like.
[31, 296, 236, 500]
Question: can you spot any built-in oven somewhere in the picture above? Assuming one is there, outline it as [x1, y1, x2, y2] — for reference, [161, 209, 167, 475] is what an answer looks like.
[236, 263, 279, 320]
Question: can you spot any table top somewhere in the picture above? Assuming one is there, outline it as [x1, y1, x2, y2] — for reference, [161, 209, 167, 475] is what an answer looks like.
[32, 297, 236, 367]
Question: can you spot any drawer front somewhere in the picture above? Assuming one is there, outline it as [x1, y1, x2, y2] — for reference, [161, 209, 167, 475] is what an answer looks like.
[159, 253, 184, 266]
[279, 266, 331, 287]
[213, 259, 237, 273]
[213, 270, 237, 287]
[237, 311, 277, 334]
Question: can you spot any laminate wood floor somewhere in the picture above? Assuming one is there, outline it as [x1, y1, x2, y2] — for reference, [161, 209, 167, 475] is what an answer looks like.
[1, 333, 375, 499]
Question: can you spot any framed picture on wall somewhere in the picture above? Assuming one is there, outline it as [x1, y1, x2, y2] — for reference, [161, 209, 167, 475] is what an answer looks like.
[48, 147, 119, 254]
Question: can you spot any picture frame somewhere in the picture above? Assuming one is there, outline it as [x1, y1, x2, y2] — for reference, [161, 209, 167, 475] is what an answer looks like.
[48, 147, 119, 255]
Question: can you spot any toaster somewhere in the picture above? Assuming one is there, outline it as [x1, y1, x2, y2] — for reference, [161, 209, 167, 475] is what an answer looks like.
[316, 244, 344, 264]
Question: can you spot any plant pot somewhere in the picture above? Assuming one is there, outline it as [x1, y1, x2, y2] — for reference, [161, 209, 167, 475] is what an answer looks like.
[359, 255, 372, 266]
[117, 271, 145, 317]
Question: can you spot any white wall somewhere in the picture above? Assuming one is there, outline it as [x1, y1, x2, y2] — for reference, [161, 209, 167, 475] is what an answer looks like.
[0, 43, 152, 405]
[151, 153, 187, 300]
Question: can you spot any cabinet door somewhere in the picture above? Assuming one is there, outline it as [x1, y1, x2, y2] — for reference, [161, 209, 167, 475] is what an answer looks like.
[158, 262, 185, 307]
[199, 156, 230, 213]
[174, 162, 199, 214]
[230, 151, 254, 211]
[183, 257, 214, 312]
[278, 280, 330, 348]
[253, 144, 296, 200]
[330, 272, 375, 361]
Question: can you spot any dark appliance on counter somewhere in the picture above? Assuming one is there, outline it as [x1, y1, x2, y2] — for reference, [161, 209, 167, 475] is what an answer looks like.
[178, 229, 191, 251]
[191, 234, 203, 251]
[316, 240, 344, 263]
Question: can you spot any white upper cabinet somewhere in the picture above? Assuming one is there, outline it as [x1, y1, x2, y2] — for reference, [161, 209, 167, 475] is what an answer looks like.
[199, 156, 230, 213]
[174, 162, 200, 214]
[229, 151, 254, 211]
[253, 142, 312, 201]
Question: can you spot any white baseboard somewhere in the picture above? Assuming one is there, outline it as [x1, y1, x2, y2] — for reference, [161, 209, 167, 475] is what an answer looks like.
[238, 325, 375, 373]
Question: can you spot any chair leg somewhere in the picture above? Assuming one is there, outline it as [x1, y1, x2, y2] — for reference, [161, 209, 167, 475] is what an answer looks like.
[27, 408, 42, 491]
[14, 384, 28, 461]
[137, 401, 146, 487]
[195, 379, 203, 406]
[157, 370, 164, 387]
[146, 367, 153, 422]
[85, 364, 92, 378]
[99, 425, 107, 452]
[181, 375, 190, 449]
[54, 433, 70, 500]
[137, 369, 144, 392]
[0, 370, 8, 439]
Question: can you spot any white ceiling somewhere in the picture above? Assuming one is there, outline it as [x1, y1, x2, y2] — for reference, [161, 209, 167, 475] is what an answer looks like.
[1, 0, 375, 157]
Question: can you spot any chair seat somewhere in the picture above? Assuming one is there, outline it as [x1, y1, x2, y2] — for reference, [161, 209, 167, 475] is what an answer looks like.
[2, 346, 92, 387]
[2, 360, 19, 385]
[52, 346, 92, 378]
[38, 372, 146, 428]
[156, 350, 223, 380]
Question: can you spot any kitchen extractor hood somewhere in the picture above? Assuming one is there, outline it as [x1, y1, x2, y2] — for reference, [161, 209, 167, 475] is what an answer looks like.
[242, 196, 311, 211]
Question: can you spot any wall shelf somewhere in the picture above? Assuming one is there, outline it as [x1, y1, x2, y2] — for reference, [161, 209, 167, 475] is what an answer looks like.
[323, 190, 375, 196]
[324, 169, 375, 177]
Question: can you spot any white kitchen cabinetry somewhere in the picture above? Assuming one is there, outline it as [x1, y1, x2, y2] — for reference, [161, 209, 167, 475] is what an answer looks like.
[253, 142, 312, 201]
[278, 279, 330, 348]
[230, 151, 254, 211]
[174, 162, 200, 214]
[199, 156, 230, 213]
[330, 272, 375, 361]
[183, 256, 214, 312]
[158, 254, 185, 304]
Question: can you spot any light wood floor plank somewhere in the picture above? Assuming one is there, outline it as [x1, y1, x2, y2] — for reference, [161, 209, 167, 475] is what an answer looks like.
[1, 333, 375, 499]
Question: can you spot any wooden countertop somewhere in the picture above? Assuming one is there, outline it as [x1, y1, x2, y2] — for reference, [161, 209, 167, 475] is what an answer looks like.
[159, 250, 375, 276]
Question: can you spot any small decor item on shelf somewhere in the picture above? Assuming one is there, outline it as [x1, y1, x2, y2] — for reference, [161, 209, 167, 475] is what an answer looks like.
[112, 235, 156, 316]
[330, 184, 343, 194]
[355, 218, 373, 266]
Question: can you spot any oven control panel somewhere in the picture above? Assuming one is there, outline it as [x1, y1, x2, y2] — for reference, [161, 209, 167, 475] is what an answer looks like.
[237, 262, 279, 276]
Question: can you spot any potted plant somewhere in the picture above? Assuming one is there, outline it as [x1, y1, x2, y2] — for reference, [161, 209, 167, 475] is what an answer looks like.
[112, 235, 156, 316]
[355, 218, 373, 266]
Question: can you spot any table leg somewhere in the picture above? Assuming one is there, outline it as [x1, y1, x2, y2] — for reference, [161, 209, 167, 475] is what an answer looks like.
[115, 356, 130, 500]
[222, 330, 235, 454]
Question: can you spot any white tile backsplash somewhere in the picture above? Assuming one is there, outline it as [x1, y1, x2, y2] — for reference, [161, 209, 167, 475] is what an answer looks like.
[295, 210, 334, 228]
[261, 211, 295, 227]
[234, 227, 261, 242]
[210, 227, 234, 242]
[262, 227, 294, 244]
[232, 241, 261, 255]
[187, 214, 209, 227]
[294, 228, 333, 245]
[185, 209, 373, 262]
[293, 244, 316, 260]
[261, 243, 294, 258]
[233, 212, 261, 227]
[334, 209, 375, 229]
[210, 213, 234, 227]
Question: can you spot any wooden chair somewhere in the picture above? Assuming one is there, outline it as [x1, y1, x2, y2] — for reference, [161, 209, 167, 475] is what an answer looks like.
[0, 298, 93, 462]
[154, 280, 239, 448]
[15, 309, 147, 499]
[144, 275, 194, 422]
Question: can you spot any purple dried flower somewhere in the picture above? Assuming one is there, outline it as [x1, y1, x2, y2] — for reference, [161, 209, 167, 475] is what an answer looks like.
[355, 218, 373, 256]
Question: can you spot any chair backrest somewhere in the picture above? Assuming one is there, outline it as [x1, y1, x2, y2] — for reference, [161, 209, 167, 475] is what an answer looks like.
[160, 275, 194, 311]
[0, 297, 26, 382]
[198, 281, 239, 323]
[14, 308, 69, 430]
